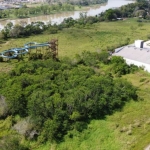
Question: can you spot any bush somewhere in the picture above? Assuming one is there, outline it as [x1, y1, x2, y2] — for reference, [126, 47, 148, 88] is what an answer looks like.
[111, 56, 130, 76]
[0, 57, 3, 62]
[0, 135, 29, 150]
[48, 26, 59, 34]
[139, 78, 146, 82]
[28, 53, 43, 61]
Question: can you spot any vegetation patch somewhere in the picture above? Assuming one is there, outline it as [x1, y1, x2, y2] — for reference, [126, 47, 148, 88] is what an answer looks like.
[0, 52, 138, 149]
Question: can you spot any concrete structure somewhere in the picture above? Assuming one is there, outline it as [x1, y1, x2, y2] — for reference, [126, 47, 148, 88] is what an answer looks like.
[143, 40, 150, 49]
[113, 40, 150, 73]
[134, 40, 144, 48]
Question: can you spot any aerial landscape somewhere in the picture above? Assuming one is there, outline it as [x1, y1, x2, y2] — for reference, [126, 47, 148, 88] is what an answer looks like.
[1, 0, 150, 150]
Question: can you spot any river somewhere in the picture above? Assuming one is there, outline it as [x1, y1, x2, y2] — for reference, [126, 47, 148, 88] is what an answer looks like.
[0, 0, 135, 29]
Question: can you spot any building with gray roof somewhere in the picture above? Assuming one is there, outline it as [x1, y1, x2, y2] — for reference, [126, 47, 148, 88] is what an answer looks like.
[113, 40, 150, 73]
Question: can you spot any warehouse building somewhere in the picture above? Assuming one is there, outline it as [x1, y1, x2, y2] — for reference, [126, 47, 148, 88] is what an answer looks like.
[113, 40, 150, 73]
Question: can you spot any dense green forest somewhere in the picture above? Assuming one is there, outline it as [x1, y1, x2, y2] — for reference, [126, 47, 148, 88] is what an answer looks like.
[0, 51, 138, 149]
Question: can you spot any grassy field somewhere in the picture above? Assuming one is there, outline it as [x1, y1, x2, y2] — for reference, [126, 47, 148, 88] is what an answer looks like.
[1, 18, 150, 149]
[1, 18, 150, 55]
[1, 18, 150, 72]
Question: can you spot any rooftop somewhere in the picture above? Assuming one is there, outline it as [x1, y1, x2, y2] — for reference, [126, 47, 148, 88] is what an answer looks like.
[113, 44, 150, 65]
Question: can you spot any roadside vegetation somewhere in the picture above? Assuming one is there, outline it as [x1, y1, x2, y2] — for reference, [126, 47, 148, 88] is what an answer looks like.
[1, 0, 150, 150]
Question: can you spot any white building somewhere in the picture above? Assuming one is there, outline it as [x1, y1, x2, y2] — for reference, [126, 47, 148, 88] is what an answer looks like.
[134, 40, 144, 48]
[113, 40, 150, 73]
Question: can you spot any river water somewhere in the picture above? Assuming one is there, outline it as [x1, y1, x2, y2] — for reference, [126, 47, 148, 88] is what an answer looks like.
[0, 0, 134, 29]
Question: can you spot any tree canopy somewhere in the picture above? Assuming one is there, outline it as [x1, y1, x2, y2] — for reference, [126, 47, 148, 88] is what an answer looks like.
[0, 52, 138, 144]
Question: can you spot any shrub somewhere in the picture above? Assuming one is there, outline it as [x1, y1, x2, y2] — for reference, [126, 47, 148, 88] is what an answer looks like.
[139, 78, 146, 82]
[28, 53, 43, 61]
[0, 57, 3, 62]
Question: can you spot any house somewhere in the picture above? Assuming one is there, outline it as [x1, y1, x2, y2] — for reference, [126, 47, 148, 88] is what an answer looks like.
[113, 40, 150, 73]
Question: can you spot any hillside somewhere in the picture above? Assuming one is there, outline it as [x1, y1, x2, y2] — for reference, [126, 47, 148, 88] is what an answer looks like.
[1, 1, 150, 150]
[0, 18, 150, 150]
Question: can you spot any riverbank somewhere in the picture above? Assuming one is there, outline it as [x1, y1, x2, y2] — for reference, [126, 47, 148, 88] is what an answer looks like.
[0, 3, 106, 21]
[0, 0, 134, 29]
[0, 4, 105, 29]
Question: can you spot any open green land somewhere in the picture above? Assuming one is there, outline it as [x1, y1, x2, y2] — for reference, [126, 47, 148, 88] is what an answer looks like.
[0, 18, 150, 71]
[1, 17, 150, 150]
[1, 18, 149, 55]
